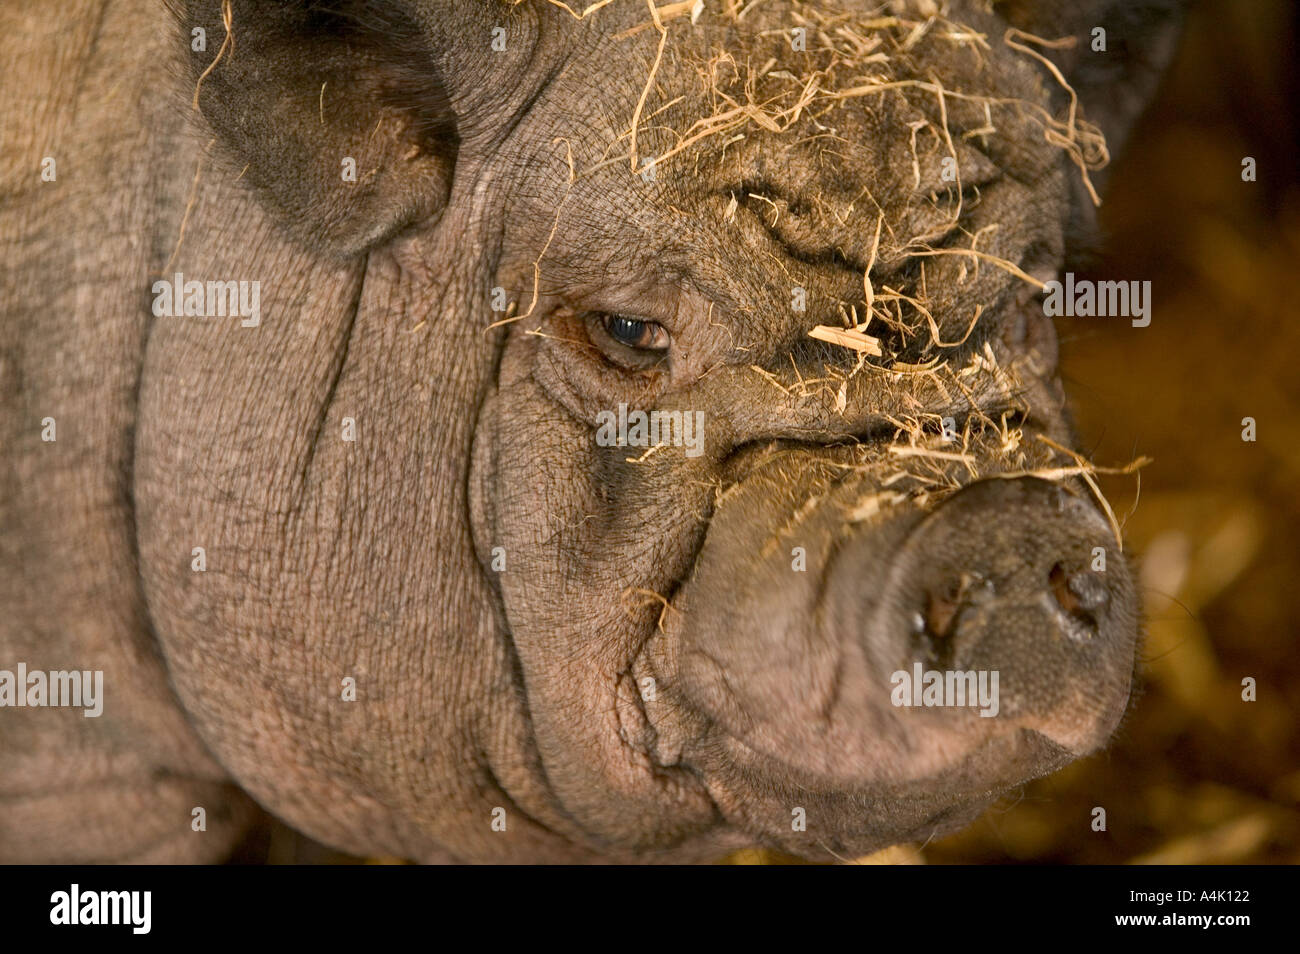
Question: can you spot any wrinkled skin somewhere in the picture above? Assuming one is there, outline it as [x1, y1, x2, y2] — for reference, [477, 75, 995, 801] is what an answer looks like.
[0, 0, 1183, 862]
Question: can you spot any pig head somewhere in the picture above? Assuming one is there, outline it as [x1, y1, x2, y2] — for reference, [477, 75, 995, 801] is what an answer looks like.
[0, 0, 1184, 862]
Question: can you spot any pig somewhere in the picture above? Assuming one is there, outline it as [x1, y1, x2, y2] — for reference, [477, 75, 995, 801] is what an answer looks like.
[0, 0, 1184, 863]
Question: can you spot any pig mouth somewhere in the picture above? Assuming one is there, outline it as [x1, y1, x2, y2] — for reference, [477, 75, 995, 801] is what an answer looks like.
[634, 639, 1088, 857]
[628, 624, 1083, 856]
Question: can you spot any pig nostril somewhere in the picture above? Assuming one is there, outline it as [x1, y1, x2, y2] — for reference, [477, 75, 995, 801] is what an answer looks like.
[925, 587, 960, 641]
[1049, 562, 1109, 627]
[921, 573, 991, 647]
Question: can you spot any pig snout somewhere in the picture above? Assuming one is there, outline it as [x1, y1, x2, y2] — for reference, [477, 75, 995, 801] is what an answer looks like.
[856, 476, 1139, 753]
[649, 472, 1138, 852]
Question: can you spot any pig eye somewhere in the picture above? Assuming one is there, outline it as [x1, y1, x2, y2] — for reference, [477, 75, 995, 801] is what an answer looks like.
[600, 313, 670, 352]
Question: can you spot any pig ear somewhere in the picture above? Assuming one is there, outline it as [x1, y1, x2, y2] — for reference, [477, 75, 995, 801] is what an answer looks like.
[997, 0, 1188, 161]
[177, 0, 482, 256]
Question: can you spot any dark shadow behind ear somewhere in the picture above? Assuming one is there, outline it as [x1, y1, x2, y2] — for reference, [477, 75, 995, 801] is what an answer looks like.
[173, 0, 472, 257]
[997, 0, 1189, 252]
[998, 0, 1189, 159]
